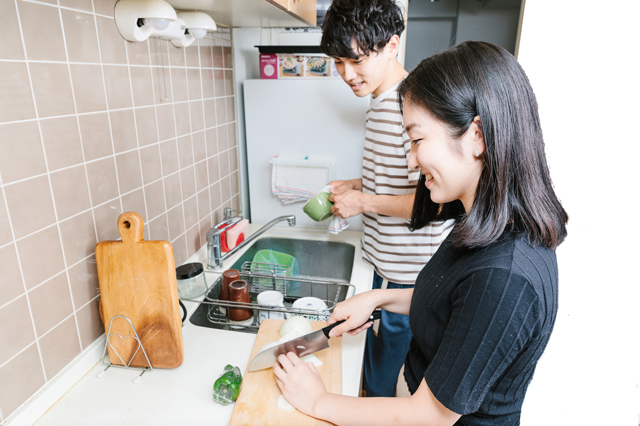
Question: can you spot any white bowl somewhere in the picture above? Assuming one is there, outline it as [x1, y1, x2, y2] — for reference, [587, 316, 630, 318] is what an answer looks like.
[291, 297, 329, 321]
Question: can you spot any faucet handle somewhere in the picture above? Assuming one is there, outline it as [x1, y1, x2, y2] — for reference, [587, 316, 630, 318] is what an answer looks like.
[213, 215, 244, 234]
[224, 207, 243, 220]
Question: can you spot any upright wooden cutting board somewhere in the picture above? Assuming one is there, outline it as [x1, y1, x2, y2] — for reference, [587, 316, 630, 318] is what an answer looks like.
[229, 319, 341, 426]
[95, 212, 183, 368]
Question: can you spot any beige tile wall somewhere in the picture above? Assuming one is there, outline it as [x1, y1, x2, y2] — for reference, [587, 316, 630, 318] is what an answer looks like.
[0, 0, 240, 420]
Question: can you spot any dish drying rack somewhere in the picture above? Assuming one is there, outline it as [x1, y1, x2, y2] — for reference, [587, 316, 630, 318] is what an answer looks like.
[185, 260, 354, 332]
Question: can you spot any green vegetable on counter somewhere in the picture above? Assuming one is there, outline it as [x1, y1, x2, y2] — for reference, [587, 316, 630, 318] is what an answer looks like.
[213, 364, 243, 405]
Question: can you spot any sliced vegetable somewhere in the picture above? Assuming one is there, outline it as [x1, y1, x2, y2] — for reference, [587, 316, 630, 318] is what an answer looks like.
[277, 394, 295, 411]
[301, 353, 323, 367]
[213, 364, 243, 405]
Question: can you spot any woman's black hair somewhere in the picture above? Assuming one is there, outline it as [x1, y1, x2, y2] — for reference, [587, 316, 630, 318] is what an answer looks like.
[398, 41, 568, 249]
[320, 0, 405, 59]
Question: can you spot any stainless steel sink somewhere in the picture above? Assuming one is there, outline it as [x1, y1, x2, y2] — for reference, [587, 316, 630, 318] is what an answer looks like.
[188, 237, 356, 333]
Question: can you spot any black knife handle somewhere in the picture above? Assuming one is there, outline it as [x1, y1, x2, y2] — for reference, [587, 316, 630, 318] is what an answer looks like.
[322, 310, 383, 338]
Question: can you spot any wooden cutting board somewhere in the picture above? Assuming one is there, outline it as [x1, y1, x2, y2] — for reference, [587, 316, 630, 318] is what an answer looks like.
[95, 212, 184, 369]
[229, 319, 341, 426]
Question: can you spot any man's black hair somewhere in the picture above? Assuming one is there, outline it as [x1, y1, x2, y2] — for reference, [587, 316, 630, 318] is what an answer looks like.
[320, 0, 405, 59]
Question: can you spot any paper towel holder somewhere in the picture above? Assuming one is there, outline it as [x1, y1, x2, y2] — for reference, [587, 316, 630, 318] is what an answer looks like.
[114, 0, 216, 47]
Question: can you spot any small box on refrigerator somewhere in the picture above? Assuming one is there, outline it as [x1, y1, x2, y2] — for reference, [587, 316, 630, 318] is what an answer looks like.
[260, 53, 278, 79]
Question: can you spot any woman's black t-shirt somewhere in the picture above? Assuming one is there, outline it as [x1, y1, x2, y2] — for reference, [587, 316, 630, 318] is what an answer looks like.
[404, 227, 558, 426]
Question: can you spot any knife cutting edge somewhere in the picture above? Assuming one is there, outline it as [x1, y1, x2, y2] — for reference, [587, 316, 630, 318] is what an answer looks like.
[248, 310, 383, 372]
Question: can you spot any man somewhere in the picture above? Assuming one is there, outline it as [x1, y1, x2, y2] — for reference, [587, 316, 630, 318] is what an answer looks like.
[320, 0, 454, 397]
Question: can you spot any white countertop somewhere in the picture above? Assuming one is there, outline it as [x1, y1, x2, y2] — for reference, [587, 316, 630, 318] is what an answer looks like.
[26, 225, 374, 426]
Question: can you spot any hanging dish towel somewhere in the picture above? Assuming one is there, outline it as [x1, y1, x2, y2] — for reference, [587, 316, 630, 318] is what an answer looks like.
[270, 156, 335, 204]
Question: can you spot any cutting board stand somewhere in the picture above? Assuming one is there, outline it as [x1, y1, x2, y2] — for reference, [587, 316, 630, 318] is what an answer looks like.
[95, 211, 184, 370]
[96, 314, 154, 382]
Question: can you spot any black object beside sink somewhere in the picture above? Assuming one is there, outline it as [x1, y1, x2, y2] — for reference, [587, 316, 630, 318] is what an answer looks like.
[188, 237, 356, 334]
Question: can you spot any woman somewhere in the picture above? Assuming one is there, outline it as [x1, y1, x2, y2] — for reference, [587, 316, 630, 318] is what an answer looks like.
[273, 41, 568, 426]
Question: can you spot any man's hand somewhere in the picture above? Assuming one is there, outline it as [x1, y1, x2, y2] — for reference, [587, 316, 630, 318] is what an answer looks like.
[327, 179, 359, 192]
[329, 190, 372, 219]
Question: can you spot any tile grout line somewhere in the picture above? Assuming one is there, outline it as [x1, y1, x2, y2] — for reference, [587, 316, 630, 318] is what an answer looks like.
[0, 56, 235, 72]
[165, 39, 187, 251]
[156, 37, 179, 242]
[219, 65, 231, 210]
[124, 38, 152, 241]
[211, 46, 223, 222]
[191, 39, 206, 251]
[200, 42, 214, 233]
[200, 46, 218, 233]
[224, 51, 238, 207]
[185, 48, 201, 258]
[55, 0, 89, 358]
[0, 105, 236, 128]
[146, 38, 172, 242]
[159, 38, 174, 241]
[19, 0, 112, 19]
[90, 0, 113, 249]
[203, 44, 214, 232]
[11, 0, 54, 384]
[177, 46, 190, 260]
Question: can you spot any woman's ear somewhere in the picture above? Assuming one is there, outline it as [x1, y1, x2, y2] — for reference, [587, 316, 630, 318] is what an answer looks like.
[472, 116, 486, 157]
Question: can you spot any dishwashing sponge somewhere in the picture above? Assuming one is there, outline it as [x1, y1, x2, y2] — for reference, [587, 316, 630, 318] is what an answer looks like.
[226, 219, 248, 250]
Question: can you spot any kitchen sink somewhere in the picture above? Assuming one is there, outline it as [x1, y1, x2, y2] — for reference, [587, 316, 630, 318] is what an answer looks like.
[188, 237, 356, 334]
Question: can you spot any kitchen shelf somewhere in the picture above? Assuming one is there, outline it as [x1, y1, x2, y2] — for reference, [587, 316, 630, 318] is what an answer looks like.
[255, 45, 323, 54]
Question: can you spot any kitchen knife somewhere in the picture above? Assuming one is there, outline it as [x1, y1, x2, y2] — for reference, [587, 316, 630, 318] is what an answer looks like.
[248, 310, 382, 371]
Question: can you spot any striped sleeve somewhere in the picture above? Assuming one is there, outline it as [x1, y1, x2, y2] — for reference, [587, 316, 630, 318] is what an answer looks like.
[361, 86, 453, 284]
[424, 268, 542, 414]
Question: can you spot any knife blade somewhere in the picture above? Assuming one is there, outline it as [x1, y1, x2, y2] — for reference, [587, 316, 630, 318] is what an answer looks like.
[248, 310, 382, 371]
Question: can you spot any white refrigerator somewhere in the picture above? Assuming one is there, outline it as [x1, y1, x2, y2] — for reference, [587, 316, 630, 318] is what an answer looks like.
[243, 78, 370, 230]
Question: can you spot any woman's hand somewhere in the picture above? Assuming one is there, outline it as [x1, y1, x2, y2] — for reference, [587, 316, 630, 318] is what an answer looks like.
[273, 352, 328, 417]
[326, 291, 379, 337]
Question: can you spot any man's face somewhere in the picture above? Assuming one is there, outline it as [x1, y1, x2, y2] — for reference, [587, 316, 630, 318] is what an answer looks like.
[333, 42, 393, 97]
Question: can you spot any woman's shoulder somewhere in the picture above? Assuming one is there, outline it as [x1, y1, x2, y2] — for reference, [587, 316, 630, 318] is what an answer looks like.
[462, 231, 558, 290]
[469, 233, 558, 308]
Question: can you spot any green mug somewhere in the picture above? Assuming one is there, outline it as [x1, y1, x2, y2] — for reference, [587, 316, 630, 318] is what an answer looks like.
[303, 191, 334, 221]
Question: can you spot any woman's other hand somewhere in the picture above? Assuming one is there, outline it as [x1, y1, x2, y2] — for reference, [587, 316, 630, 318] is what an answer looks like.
[273, 352, 328, 417]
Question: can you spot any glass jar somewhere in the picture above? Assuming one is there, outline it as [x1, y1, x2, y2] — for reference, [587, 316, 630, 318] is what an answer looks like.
[176, 262, 208, 299]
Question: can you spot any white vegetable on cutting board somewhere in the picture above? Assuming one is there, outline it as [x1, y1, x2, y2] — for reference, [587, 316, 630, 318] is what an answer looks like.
[257, 316, 323, 410]
[229, 319, 341, 426]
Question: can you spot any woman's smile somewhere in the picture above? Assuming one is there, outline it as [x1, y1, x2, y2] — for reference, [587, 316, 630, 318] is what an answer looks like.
[424, 173, 434, 188]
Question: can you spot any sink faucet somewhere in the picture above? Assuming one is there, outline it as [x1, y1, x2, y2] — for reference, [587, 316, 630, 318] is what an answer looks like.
[206, 209, 296, 270]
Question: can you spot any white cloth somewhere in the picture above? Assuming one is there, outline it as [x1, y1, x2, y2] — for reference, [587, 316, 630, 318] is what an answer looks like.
[328, 215, 349, 234]
[319, 185, 349, 234]
[270, 156, 335, 204]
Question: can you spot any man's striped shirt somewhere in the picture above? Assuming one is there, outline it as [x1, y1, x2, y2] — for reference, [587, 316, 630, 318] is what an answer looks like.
[361, 83, 453, 284]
